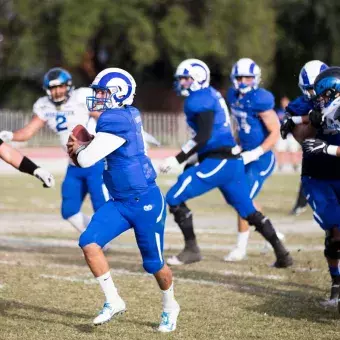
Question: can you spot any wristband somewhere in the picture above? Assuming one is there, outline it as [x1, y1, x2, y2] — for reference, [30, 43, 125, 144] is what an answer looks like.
[18, 156, 39, 175]
[292, 116, 303, 124]
[327, 145, 338, 156]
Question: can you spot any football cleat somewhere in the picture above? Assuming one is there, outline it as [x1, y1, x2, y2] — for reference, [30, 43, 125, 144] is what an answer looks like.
[158, 303, 180, 332]
[320, 298, 338, 308]
[93, 299, 126, 326]
[167, 245, 202, 266]
[272, 252, 293, 268]
[223, 247, 247, 262]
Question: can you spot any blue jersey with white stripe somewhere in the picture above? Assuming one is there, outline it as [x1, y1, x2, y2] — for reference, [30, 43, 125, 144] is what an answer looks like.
[184, 86, 236, 154]
[227, 87, 275, 151]
[96, 105, 157, 199]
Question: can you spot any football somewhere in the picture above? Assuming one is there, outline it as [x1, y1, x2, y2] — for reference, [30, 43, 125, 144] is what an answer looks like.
[68, 125, 93, 166]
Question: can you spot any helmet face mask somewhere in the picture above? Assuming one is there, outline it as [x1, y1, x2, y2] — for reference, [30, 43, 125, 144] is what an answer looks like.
[230, 58, 261, 94]
[87, 68, 136, 111]
[43, 68, 73, 104]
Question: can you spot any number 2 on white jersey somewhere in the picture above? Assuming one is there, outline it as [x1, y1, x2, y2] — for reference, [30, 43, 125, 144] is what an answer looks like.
[56, 115, 67, 132]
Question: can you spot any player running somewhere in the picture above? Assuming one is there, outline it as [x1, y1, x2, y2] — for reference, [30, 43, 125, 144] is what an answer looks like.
[280, 62, 340, 308]
[225, 58, 282, 261]
[67, 68, 180, 332]
[0, 68, 108, 233]
[161, 58, 292, 268]
[0, 138, 54, 187]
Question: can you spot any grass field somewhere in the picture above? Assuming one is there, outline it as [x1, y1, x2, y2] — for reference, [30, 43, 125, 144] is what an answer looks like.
[0, 173, 338, 340]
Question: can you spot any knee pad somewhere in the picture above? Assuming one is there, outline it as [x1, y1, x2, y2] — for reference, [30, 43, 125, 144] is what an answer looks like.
[245, 211, 276, 239]
[169, 203, 192, 226]
[324, 231, 340, 259]
[142, 259, 164, 274]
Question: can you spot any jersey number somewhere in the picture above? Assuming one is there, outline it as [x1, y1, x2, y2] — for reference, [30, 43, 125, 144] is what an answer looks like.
[56, 115, 67, 132]
[217, 94, 231, 127]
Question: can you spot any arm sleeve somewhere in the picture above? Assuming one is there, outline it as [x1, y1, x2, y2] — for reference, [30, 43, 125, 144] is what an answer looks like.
[77, 132, 126, 168]
[175, 111, 214, 164]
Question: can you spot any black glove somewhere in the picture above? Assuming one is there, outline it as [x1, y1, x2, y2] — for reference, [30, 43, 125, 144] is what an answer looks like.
[302, 138, 328, 155]
[280, 113, 295, 139]
[309, 109, 324, 129]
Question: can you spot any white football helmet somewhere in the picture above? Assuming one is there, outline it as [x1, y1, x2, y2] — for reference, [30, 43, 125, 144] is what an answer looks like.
[230, 58, 261, 94]
[298, 60, 328, 98]
[87, 68, 136, 111]
[174, 59, 210, 96]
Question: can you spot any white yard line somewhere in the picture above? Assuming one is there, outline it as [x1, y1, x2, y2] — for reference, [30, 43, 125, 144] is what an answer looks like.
[0, 235, 325, 252]
[221, 270, 283, 281]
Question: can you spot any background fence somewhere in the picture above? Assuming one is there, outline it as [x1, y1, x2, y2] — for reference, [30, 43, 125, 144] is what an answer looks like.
[0, 111, 189, 147]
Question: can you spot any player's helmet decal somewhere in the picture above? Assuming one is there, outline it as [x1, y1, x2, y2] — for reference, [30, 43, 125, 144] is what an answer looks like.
[87, 68, 137, 111]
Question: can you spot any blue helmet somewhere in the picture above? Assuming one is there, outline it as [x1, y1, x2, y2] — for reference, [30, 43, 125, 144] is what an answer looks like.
[314, 66, 340, 108]
[43, 67, 73, 104]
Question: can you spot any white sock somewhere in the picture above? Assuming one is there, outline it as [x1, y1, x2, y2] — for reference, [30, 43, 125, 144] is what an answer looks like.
[236, 230, 250, 251]
[161, 283, 177, 311]
[67, 212, 90, 233]
[97, 271, 121, 303]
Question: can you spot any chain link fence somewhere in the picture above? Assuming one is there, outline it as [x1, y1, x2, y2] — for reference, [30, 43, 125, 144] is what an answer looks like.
[0, 110, 189, 147]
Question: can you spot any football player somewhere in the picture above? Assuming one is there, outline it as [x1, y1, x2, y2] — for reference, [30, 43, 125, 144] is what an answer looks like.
[161, 58, 292, 268]
[0, 68, 108, 233]
[225, 58, 282, 261]
[0, 138, 54, 187]
[300, 66, 340, 309]
[280, 62, 340, 307]
[67, 68, 180, 332]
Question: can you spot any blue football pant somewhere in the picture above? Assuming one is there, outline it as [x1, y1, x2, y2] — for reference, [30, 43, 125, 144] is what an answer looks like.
[61, 162, 107, 219]
[166, 157, 256, 218]
[245, 151, 276, 199]
[79, 185, 166, 274]
[302, 176, 340, 230]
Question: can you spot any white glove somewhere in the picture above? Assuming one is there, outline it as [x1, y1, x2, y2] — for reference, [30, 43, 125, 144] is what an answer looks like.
[0, 130, 14, 142]
[241, 146, 264, 165]
[33, 168, 55, 188]
[159, 156, 179, 174]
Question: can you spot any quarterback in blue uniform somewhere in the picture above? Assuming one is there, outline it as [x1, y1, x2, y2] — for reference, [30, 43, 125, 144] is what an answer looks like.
[161, 58, 292, 268]
[0, 68, 107, 233]
[225, 58, 281, 261]
[281, 62, 340, 308]
[67, 68, 180, 332]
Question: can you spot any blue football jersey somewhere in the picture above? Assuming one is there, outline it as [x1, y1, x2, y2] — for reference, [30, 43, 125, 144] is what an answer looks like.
[184, 87, 236, 154]
[227, 87, 275, 151]
[96, 105, 157, 199]
[286, 95, 314, 117]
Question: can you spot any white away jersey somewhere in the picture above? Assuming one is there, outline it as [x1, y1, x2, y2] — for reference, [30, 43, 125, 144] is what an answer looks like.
[33, 87, 95, 152]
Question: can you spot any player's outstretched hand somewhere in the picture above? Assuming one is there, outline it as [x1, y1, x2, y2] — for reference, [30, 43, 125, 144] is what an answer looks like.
[33, 168, 55, 188]
[309, 109, 324, 129]
[302, 138, 328, 155]
[0, 130, 14, 142]
[280, 113, 295, 139]
[159, 156, 179, 174]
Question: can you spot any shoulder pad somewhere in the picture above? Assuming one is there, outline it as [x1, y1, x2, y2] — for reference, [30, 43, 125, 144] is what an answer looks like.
[96, 110, 130, 134]
[286, 96, 313, 116]
[186, 91, 215, 114]
[251, 88, 275, 112]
